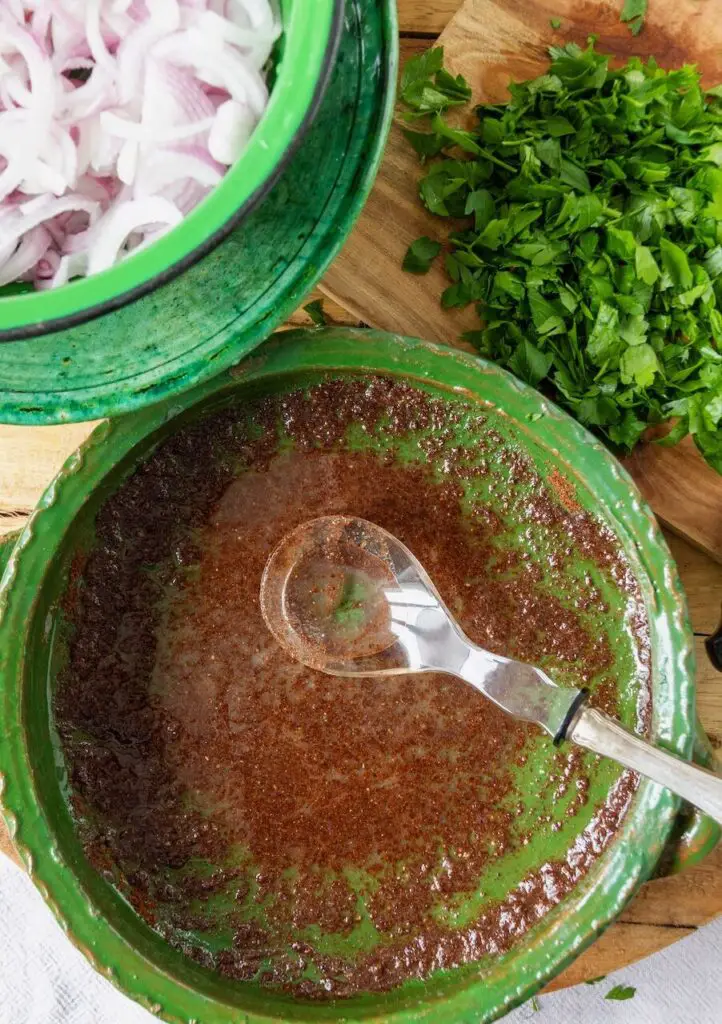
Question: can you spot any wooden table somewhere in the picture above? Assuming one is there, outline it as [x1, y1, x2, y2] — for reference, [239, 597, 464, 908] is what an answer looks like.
[1, 0, 721, 995]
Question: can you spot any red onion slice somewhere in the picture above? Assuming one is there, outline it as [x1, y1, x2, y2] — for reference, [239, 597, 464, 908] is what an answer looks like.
[0, 0, 279, 290]
[85, 196, 184, 274]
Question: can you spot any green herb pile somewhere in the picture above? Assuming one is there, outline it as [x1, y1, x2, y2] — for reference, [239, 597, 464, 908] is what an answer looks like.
[401, 43, 722, 473]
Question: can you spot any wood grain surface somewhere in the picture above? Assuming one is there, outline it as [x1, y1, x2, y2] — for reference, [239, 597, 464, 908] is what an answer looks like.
[321, 0, 722, 563]
[1, 0, 722, 998]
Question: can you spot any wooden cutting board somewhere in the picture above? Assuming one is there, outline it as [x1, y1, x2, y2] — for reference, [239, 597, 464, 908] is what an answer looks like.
[321, 0, 722, 563]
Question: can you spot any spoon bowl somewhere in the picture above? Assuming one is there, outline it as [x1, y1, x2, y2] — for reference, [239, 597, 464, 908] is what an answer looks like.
[261, 515, 410, 675]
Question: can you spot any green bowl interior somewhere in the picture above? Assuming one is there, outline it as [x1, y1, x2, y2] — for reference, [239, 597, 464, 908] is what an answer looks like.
[1, 330, 695, 1024]
[0, 0, 339, 336]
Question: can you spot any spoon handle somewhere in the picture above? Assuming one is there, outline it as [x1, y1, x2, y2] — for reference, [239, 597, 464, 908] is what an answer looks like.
[568, 706, 722, 825]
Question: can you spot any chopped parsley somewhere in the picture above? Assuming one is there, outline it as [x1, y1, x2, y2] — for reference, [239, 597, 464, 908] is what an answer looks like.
[621, 0, 648, 37]
[606, 984, 637, 1000]
[403, 236, 443, 274]
[304, 299, 330, 327]
[400, 43, 722, 473]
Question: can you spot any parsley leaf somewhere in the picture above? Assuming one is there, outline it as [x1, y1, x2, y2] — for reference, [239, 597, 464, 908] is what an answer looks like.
[621, 343, 659, 387]
[620, 0, 647, 37]
[403, 237, 443, 274]
[465, 189, 496, 230]
[400, 48, 472, 114]
[606, 984, 637, 1001]
[509, 339, 554, 385]
[403, 129, 446, 160]
[635, 245, 660, 285]
[303, 300, 329, 327]
[588, 302, 621, 364]
[659, 238, 693, 289]
[400, 41, 722, 474]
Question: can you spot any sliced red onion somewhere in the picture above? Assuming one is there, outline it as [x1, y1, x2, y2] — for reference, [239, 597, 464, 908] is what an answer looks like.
[50, 251, 89, 289]
[85, 196, 184, 274]
[135, 149, 223, 213]
[0, 225, 53, 286]
[0, 0, 279, 290]
[100, 109, 215, 144]
[209, 98, 255, 164]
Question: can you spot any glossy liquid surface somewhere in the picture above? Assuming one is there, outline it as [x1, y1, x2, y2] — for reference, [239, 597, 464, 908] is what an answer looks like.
[54, 375, 650, 997]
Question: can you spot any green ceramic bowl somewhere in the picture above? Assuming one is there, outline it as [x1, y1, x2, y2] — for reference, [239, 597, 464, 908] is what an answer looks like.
[0, 0, 395, 425]
[0, 329, 717, 1024]
[0, 0, 344, 341]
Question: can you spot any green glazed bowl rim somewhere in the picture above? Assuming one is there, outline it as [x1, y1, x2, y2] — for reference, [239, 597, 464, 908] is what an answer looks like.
[0, 329, 695, 1024]
[0, 0, 344, 342]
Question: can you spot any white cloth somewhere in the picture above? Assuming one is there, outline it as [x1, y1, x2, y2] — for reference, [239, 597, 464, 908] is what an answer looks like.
[1, 854, 721, 1023]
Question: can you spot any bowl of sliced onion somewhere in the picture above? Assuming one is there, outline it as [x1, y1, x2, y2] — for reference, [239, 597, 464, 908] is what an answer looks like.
[0, 0, 344, 340]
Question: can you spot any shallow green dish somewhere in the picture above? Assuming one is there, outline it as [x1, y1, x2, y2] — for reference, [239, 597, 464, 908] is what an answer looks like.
[0, 0, 395, 423]
[0, 0, 343, 341]
[0, 329, 717, 1023]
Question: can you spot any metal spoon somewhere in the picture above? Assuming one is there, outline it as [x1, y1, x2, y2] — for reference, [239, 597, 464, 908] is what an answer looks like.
[260, 515, 722, 825]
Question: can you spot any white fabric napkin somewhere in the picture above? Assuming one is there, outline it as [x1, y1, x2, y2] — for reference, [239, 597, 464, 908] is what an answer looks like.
[1, 853, 721, 1023]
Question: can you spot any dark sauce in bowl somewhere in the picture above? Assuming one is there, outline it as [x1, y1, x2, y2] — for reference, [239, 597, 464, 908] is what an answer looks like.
[54, 375, 651, 998]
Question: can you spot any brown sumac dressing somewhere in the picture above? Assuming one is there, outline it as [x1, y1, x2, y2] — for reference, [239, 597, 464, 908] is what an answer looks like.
[54, 376, 649, 998]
